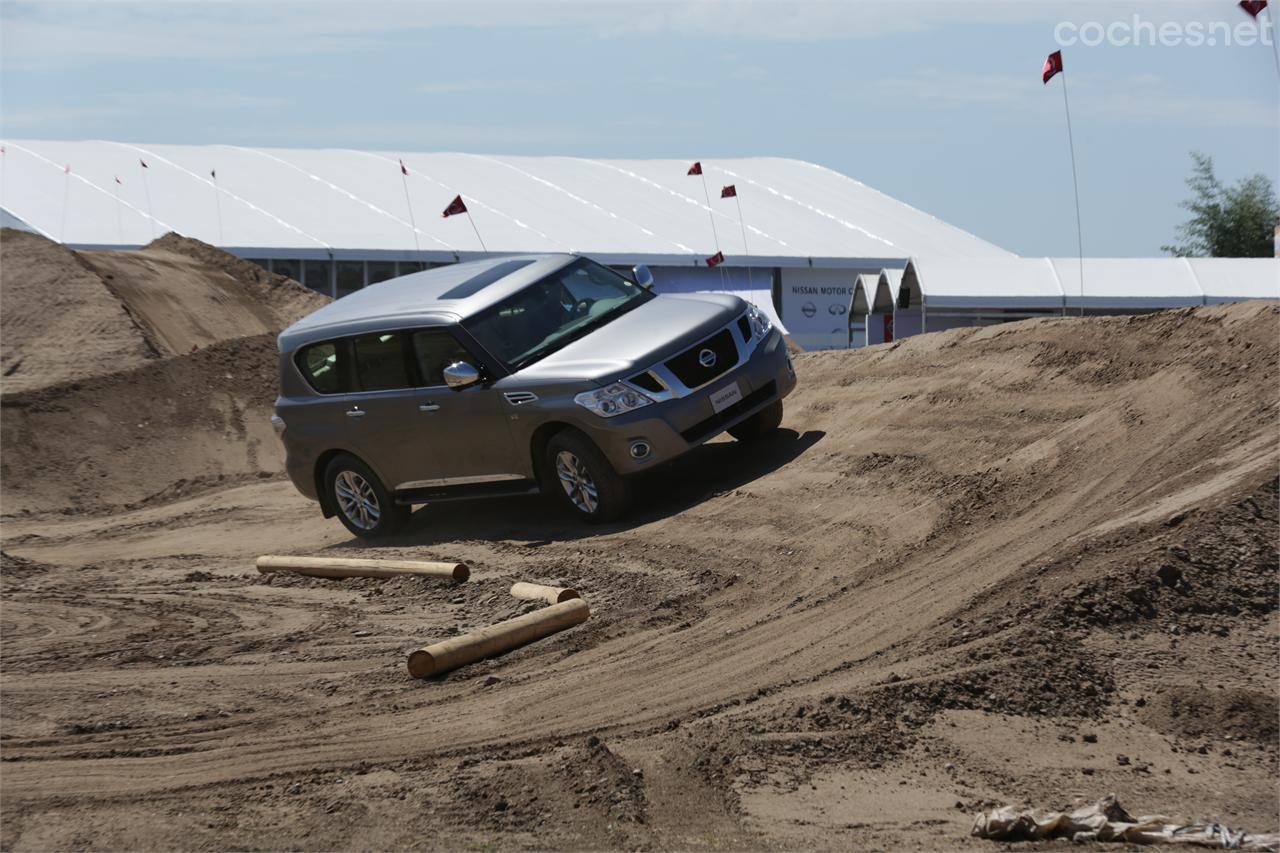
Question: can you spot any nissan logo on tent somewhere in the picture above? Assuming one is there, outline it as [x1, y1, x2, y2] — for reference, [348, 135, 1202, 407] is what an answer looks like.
[698, 348, 717, 368]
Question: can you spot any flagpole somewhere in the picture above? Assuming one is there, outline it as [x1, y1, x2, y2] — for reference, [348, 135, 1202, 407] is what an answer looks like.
[140, 164, 156, 241]
[733, 194, 757, 309]
[1060, 70, 1085, 317]
[114, 179, 124, 244]
[211, 171, 224, 245]
[60, 166, 71, 244]
[465, 207, 487, 252]
[399, 164, 421, 253]
[698, 170, 727, 287]
[1266, 7, 1280, 78]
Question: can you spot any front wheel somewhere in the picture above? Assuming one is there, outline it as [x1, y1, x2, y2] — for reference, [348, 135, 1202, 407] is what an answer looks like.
[728, 399, 784, 441]
[546, 431, 632, 524]
[324, 454, 409, 539]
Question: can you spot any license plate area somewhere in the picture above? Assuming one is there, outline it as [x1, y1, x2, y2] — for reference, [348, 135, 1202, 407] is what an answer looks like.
[709, 381, 743, 414]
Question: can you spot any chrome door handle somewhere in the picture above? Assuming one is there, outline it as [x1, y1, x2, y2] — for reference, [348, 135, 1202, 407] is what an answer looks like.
[418, 403, 440, 412]
[346, 408, 366, 418]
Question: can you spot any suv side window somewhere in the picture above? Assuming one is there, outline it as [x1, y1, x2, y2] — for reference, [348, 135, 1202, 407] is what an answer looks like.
[412, 328, 474, 387]
[297, 341, 347, 394]
[352, 332, 413, 391]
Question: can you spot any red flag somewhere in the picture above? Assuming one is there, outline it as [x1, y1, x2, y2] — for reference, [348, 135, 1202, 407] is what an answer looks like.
[706, 251, 725, 268]
[1042, 50, 1063, 84]
[720, 184, 737, 198]
[687, 161, 702, 176]
[1240, 0, 1267, 17]
[399, 158, 409, 176]
[139, 159, 148, 168]
[442, 194, 468, 218]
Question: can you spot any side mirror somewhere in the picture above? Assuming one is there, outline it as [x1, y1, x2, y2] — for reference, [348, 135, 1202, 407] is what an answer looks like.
[442, 360, 482, 391]
[632, 264, 655, 290]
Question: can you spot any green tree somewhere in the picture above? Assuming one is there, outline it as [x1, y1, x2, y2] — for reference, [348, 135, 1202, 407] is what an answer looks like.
[1162, 151, 1278, 257]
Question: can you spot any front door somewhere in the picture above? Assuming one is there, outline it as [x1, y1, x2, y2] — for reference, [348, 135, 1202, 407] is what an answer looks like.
[409, 328, 521, 485]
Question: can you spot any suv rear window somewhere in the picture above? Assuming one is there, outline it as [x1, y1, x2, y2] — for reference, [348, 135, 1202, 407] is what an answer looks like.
[352, 332, 412, 391]
[297, 341, 345, 394]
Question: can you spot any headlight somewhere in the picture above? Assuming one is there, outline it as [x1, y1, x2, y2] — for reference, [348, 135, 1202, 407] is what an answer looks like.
[746, 303, 772, 341]
[271, 413, 286, 438]
[574, 383, 653, 418]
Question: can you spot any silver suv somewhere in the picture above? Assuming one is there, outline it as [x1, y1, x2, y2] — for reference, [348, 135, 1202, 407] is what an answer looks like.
[274, 254, 796, 538]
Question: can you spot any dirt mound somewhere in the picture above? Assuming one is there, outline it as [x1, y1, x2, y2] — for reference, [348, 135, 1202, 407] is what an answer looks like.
[0, 229, 325, 393]
[0, 229, 156, 392]
[140, 233, 327, 329]
[1138, 685, 1278, 743]
[1, 334, 282, 515]
[0, 300, 1277, 850]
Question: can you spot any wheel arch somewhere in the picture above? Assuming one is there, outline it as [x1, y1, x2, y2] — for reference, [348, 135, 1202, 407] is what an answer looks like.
[529, 420, 582, 491]
[313, 448, 366, 518]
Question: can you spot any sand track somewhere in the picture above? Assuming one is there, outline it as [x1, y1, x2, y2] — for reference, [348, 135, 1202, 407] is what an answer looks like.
[1, 226, 1277, 847]
[2, 280, 1277, 850]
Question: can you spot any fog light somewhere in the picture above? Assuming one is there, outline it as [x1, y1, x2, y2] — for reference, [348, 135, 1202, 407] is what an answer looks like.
[629, 440, 651, 460]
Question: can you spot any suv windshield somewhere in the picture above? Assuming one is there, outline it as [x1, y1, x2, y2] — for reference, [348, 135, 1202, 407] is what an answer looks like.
[464, 258, 653, 370]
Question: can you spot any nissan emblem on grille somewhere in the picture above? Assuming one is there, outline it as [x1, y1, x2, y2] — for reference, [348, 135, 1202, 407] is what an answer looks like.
[698, 348, 717, 368]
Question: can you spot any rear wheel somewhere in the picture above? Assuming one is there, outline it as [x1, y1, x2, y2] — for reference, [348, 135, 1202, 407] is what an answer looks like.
[728, 399, 784, 441]
[324, 454, 409, 539]
[546, 431, 631, 523]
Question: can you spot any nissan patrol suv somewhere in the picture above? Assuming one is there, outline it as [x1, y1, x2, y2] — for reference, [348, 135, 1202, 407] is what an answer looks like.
[273, 253, 796, 538]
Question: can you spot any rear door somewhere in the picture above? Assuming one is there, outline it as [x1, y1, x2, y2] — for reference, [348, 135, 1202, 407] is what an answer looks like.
[343, 331, 442, 490]
[409, 328, 522, 484]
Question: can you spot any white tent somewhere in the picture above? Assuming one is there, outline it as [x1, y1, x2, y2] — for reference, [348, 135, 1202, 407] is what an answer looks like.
[884, 256, 1279, 339]
[0, 139, 1009, 267]
[1184, 258, 1280, 304]
[1051, 258, 1203, 310]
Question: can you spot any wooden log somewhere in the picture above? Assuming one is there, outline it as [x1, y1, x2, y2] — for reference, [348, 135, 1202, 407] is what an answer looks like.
[407, 598, 590, 679]
[510, 581, 580, 605]
[256, 555, 468, 582]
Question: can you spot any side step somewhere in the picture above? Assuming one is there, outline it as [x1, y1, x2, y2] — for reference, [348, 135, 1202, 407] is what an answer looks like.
[395, 479, 541, 505]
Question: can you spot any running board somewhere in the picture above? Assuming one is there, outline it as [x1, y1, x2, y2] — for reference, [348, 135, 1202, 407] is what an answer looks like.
[395, 479, 541, 505]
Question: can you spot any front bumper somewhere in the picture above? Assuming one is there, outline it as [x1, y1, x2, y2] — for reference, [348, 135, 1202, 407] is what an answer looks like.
[580, 328, 796, 474]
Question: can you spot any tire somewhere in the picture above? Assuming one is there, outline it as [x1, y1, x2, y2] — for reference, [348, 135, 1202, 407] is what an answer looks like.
[324, 453, 409, 539]
[728, 399, 784, 441]
[545, 430, 632, 523]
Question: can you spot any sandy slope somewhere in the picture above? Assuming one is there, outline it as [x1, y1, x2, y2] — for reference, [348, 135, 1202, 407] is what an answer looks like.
[1, 293, 1276, 850]
[0, 229, 325, 394]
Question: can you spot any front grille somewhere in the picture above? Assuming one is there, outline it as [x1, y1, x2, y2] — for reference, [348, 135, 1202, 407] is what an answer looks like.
[680, 381, 777, 443]
[628, 371, 664, 394]
[737, 316, 752, 342]
[665, 329, 737, 389]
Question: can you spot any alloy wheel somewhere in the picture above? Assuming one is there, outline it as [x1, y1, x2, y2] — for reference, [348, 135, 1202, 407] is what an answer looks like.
[334, 470, 381, 530]
[555, 450, 599, 514]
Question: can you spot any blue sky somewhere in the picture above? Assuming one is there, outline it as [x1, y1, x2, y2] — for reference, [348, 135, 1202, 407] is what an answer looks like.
[2, 0, 1276, 256]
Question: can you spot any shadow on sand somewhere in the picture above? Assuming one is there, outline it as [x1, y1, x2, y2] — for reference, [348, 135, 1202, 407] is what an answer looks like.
[342, 428, 825, 549]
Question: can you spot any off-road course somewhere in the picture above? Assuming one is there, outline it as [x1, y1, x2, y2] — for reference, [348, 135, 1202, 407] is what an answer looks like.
[2, 230, 1277, 851]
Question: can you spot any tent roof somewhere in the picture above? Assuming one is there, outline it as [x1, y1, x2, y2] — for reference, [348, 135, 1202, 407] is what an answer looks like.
[872, 268, 903, 314]
[896, 256, 1278, 311]
[1184, 257, 1280, 303]
[0, 139, 1011, 266]
[901, 257, 1064, 309]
